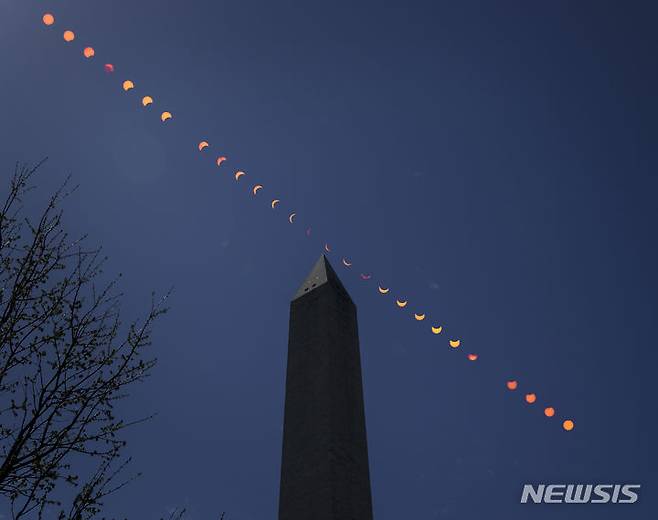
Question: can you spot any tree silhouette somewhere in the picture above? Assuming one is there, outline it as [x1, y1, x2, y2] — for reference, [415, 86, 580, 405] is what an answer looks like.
[0, 162, 169, 519]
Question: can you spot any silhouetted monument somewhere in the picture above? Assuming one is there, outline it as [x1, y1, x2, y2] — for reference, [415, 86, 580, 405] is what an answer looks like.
[278, 255, 374, 520]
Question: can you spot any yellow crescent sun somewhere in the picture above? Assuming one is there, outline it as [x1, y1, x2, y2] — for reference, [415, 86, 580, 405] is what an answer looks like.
[378, 286, 389, 294]
[288, 213, 296, 224]
[122, 80, 134, 91]
[253, 185, 263, 195]
[161, 111, 172, 122]
[198, 141, 209, 151]
[234, 171, 245, 180]
[396, 300, 407, 308]
[216, 156, 227, 167]
[271, 199, 280, 209]
[414, 313, 425, 321]
[449, 339, 460, 348]
[142, 96, 153, 107]
[342, 258, 352, 267]
[431, 325, 443, 334]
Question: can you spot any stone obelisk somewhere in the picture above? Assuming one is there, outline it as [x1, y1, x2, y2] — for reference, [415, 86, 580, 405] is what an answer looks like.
[278, 255, 374, 520]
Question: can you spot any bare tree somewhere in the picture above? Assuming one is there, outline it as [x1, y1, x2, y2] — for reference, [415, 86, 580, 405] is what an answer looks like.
[0, 162, 168, 519]
[158, 510, 227, 520]
[161, 508, 186, 520]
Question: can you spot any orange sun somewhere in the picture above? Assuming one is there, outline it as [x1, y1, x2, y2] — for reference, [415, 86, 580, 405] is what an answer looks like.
[63, 30, 75, 42]
[562, 419, 575, 431]
[544, 407, 555, 417]
[525, 393, 537, 404]
[42, 13, 55, 26]
[506, 380, 518, 390]
[83, 47, 95, 58]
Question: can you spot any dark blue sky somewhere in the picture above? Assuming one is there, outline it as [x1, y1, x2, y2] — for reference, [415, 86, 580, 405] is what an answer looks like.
[1, 1, 656, 518]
